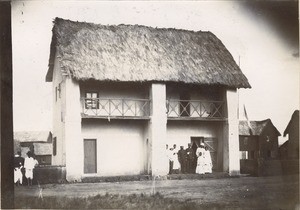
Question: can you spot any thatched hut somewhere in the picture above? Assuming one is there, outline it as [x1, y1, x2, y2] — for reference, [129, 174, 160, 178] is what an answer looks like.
[239, 119, 281, 176]
[46, 18, 250, 181]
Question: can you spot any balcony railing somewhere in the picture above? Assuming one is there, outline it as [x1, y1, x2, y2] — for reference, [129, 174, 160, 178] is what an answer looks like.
[167, 100, 225, 119]
[81, 98, 151, 118]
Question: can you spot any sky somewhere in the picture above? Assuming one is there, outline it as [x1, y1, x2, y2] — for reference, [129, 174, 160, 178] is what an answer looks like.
[12, 1, 299, 144]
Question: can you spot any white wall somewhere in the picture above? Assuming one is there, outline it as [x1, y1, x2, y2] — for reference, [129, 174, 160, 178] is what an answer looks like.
[52, 50, 65, 166]
[82, 120, 147, 176]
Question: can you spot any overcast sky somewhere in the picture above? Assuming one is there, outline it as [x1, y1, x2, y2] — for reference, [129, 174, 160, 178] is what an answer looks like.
[12, 1, 299, 144]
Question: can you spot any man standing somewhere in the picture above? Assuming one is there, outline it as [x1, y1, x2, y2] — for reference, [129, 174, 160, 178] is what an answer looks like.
[186, 143, 196, 173]
[177, 146, 187, 173]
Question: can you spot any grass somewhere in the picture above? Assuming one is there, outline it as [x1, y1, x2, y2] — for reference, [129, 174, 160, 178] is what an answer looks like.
[15, 192, 198, 209]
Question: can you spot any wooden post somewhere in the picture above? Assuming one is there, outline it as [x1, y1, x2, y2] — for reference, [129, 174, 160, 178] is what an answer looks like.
[0, 2, 14, 208]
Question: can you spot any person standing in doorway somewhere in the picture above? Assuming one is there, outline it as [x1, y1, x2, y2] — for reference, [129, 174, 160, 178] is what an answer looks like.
[186, 143, 196, 173]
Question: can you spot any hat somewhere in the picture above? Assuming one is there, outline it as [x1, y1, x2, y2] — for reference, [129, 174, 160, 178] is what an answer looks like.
[200, 142, 205, 146]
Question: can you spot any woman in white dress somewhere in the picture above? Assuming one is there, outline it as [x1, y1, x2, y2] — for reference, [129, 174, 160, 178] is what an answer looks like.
[196, 143, 205, 174]
[203, 146, 212, 173]
[172, 144, 180, 173]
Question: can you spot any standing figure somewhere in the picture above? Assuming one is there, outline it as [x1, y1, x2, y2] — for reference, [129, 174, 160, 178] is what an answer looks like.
[168, 147, 174, 174]
[172, 144, 180, 174]
[177, 146, 187, 173]
[191, 142, 198, 173]
[203, 146, 213, 173]
[196, 143, 205, 174]
[186, 143, 196, 173]
[14, 151, 24, 186]
[24, 151, 38, 186]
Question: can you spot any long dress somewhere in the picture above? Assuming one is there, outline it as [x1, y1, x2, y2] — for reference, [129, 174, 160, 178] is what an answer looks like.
[172, 149, 180, 170]
[203, 149, 212, 173]
[196, 147, 205, 174]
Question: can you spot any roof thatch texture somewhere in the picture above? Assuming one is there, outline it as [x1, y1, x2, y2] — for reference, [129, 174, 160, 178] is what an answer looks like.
[284, 110, 299, 137]
[239, 119, 281, 136]
[14, 131, 52, 143]
[46, 18, 251, 88]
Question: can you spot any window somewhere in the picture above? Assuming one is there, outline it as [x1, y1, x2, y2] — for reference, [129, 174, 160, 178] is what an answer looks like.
[85, 92, 99, 109]
[58, 83, 61, 98]
[55, 87, 57, 102]
[240, 151, 248, 160]
[53, 137, 57, 156]
[248, 151, 255, 159]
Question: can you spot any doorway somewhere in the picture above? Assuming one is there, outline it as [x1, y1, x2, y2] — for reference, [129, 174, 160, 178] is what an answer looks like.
[84, 139, 97, 174]
[191, 136, 218, 171]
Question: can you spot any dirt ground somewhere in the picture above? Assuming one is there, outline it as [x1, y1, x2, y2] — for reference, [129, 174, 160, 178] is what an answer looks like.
[15, 175, 299, 209]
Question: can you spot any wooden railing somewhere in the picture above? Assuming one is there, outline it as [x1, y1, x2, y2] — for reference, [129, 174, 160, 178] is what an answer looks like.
[81, 98, 151, 118]
[167, 100, 225, 119]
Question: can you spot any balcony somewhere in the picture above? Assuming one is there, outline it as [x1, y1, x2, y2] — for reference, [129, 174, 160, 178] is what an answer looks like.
[167, 100, 225, 120]
[81, 98, 151, 119]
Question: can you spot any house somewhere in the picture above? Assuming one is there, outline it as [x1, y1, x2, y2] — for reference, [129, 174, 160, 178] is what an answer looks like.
[281, 110, 299, 159]
[45, 18, 251, 181]
[14, 131, 53, 165]
[239, 119, 281, 175]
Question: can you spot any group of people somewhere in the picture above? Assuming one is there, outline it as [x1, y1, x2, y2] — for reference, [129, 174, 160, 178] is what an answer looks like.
[14, 151, 38, 186]
[167, 142, 212, 175]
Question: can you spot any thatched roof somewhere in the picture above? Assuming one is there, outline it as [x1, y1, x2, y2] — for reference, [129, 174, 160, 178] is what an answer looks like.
[284, 110, 299, 137]
[14, 131, 52, 143]
[239, 119, 281, 136]
[46, 18, 251, 88]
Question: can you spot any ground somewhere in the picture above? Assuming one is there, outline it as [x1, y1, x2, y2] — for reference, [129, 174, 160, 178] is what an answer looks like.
[15, 174, 299, 209]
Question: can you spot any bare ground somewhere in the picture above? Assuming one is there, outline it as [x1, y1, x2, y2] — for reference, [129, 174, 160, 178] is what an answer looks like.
[15, 175, 299, 209]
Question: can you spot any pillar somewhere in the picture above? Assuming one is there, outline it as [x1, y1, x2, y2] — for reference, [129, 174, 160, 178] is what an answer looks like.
[223, 88, 240, 175]
[64, 77, 83, 181]
[149, 83, 168, 176]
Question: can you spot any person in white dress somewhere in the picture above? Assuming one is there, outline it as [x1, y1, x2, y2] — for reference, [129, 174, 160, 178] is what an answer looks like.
[172, 144, 180, 173]
[203, 146, 213, 173]
[196, 143, 205, 174]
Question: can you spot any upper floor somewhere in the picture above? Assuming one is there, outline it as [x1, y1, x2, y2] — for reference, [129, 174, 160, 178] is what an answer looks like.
[78, 81, 227, 121]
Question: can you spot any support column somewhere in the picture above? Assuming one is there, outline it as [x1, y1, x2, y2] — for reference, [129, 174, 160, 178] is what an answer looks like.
[149, 83, 168, 176]
[223, 89, 240, 176]
[64, 77, 83, 181]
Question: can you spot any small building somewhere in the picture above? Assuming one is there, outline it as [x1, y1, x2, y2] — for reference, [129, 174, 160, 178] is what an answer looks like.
[14, 131, 53, 165]
[281, 110, 299, 159]
[239, 119, 281, 160]
[239, 119, 281, 175]
[46, 18, 251, 181]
